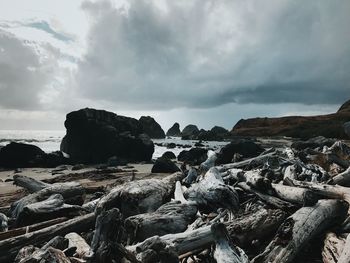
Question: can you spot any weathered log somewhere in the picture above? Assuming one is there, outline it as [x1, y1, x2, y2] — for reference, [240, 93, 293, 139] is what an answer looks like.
[251, 199, 348, 263]
[0, 217, 67, 241]
[65, 232, 92, 259]
[184, 168, 239, 212]
[13, 174, 49, 193]
[271, 183, 319, 206]
[239, 169, 271, 191]
[15, 246, 71, 263]
[211, 223, 249, 263]
[338, 233, 350, 263]
[0, 212, 8, 232]
[91, 208, 123, 262]
[14, 245, 37, 263]
[219, 151, 276, 170]
[0, 213, 95, 262]
[199, 150, 217, 174]
[15, 194, 85, 227]
[11, 182, 85, 219]
[124, 200, 197, 243]
[329, 167, 350, 186]
[96, 172, 182, 217]
[82, 198, 101, 212]
[322, 232, 346, 263]
[238, 182, 295, 210]
[174, 181, 188, 204]
[42, 236, 69, 251]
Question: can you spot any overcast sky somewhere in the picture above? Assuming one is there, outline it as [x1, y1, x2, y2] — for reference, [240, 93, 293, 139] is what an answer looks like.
[0, 0, 349, 131]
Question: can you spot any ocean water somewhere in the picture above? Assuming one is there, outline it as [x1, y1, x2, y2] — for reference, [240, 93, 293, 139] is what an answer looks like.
[0, 130, 229, 159]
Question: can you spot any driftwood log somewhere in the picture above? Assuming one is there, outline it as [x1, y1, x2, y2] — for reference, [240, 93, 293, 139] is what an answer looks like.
[13, 175, 49, 193]
[329, 167, 350, 186]
[96, 172, 182, 217]
[0, 212, 8, 232]
[184, 168, 239, 212]
[65, 232, 92, 259]
[271, 183, 319, 206]
[252, 199, 348, 263]
[322, 232, 346, 263]
[0, 213, 95, 262]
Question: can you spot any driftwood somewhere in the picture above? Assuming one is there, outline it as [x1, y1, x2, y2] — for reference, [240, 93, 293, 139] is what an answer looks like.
[15, 246, 71, 263]
[42, 236, 69, 251]
[184, 168, 239, 212]
[124, 201, 197, 243]
[0, 212, 8, 232]
[0, 217, 67, 241]
[252, 199, 348, 263]
[13, 175, 49, 193]
[271, 183, 319, 206]
[338, 233, 350, 263]
[96, 172, 182, 217]
[65, 232, 92, 259]
[322, 232, 346, 263]
[219, 151, 276, 170]
[0, 213, 95, 262]
[15, 194, 85, 226]
[211, 223, 249, 263]
[329, 167, 350, 186]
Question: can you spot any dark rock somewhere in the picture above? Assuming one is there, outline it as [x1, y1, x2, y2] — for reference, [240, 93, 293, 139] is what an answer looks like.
[181, 125, 199, 140]
[194, 141, 205, 147]
[231, 99, 350, 139]
[151, 158, 180, 173]
[211, 126, 229, 134]
[0, 142, 45, 168]
[60, 108, 154, 164]
[166, 143, 176, 149]
[161, 151, 176, 160]
[139, 116, 165, 139]
[41, 151, 70, 168]
[166, 123, 181, 137]
[72, 164, 85, 171]
[344, 122, 350, 138]
[178, 148, 208, 165]
[216, 140, 264, 165]
[291, 136, 336, 150]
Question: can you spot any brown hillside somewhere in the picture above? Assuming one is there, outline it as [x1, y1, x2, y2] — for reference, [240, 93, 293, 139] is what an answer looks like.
[231, 100, 350, 139]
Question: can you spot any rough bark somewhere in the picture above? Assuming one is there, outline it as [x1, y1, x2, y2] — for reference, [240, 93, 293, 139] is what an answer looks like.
[322, 232, 346, 263]
[124, 201, 197, 243]
[0, 212, 8, 232]
[184, 167, 239, 212]
[13, 175, 49, 193]
[96, 172, 182, 217]
[271, 183, 319, 206]
[338, 233, 350, 263]
[65, 232, 92, 259]
[329, 167, 350, 186]
[252, 199, 348, 263]
[0, 213, 95, 262]
[219, 152, 276, 170]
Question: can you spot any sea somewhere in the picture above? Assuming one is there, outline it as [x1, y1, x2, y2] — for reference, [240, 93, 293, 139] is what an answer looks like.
[0, 130, 229, 159]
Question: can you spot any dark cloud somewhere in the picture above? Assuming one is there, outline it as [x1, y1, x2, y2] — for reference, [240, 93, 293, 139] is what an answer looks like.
[77, 0, 350, 110]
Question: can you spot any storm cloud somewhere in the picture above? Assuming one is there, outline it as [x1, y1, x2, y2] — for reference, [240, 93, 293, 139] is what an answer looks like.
[77, 0, 350, 110]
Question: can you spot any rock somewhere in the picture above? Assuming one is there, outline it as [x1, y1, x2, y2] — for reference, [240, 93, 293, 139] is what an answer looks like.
[151, 158, 180, 173]
[139, 116, 165, 139]
[181, 125, 199, 140]
[231, 99, 350, 139]
[161, 151, 176, 160]
[211, 126, 229, 134]
[0, 142, 45, 168]
[72, 164, 85, 171]
[41, 151, 70, 168]
[178, 148, 208, 165]
[194, 141, 205, 147]
[216, 139, 264, 165]
[344, 122, 350, 138]
[166, 123, 181, 137]
[166, 143, 176, 149]
[291, 136, 336, 150]
[60, 108, 154, 164]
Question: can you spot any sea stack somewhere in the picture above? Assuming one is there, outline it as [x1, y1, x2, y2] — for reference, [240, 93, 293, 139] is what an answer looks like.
[166, 122, 181, 137]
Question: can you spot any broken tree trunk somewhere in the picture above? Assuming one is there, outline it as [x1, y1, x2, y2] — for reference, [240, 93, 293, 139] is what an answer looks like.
[184, 168, 239, 212]
[124, 200, 198, 243]
[15, 246, 71, 263]
[0, 213, 95, 262]
[271, 183, 319, 206]
[15, 194, 85, 227]
[251, 199, 348, 263]
[338, 233, 350, 263]
[211, 223, 249, 263]
[13, 174, 49, 193]
[0, 212, 8, 232]
[219, 151, 276, 170]
[10, 181, 85, 220]
[95, 172, 183, 217]
[65, 232, 92, 259]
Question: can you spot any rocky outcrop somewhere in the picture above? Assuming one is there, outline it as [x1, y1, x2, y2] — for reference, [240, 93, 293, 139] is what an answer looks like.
[60, 108, 154, 163]
[151, 158, 180, 173]
[161, 151, 176, 160]
[166, 123, 181, 137]
[197, 126, 230, 141]
[139, 116, 165, 139]
[216, 139, 264, 165]
[178, 148, 208, 165]
[0, 143, 69, 168]
[231, 99, 350, 139]
[181, 125, 199, 140]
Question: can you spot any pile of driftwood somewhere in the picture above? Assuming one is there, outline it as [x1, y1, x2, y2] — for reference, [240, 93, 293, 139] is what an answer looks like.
[1, 139, 350, 262]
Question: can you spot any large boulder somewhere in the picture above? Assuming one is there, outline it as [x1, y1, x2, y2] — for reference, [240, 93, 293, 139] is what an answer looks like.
[344, 122, 350, 138]
[0, 142, 45, 168]
[197, 126, 230, 141]
[161, 151, 176, 160]
[178, 148, 208, 165]
[151, 158, 180, 173]
[216, 139, 264, 165]
[139, 116, 165, 139]
[181, 124, 199, 140]
[166, 123, 181, 137]
[60, 108, 154, 163]
[231, 99, 350, 139]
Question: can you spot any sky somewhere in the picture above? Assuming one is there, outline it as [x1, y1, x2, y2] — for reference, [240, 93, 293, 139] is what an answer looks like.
[0, 0, 349, 131]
